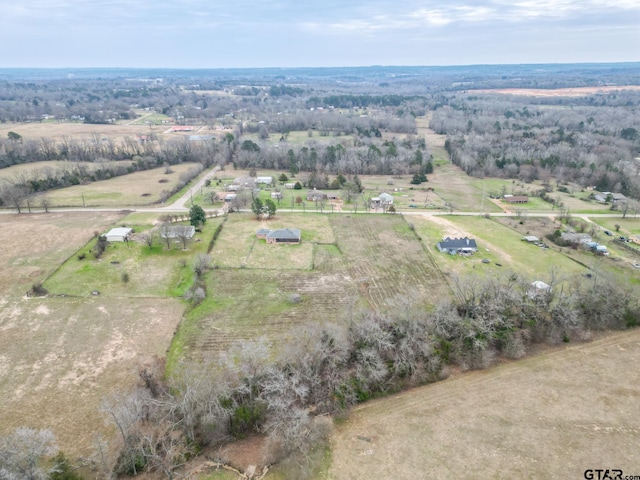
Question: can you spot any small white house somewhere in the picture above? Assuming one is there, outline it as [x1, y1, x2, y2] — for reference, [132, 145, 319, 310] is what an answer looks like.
[105, 227, 133, 242]
[256, 176, 273, 185]
[378, 192, 394, 205]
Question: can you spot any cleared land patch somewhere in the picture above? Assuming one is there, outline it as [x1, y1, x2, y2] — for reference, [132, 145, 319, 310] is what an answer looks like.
[33, 163, 198, 207]
[412, 214, 588, 280]
[329, 214, 449, 310]
[172, 214, 450, 363]
[211, 213, 334, 269]
[0, 296, 184, 455]
[328, 328, 640, 479]
[0, 211, 186, 455]
[0, 211, 124, 296]
[44, 218, 224, 297]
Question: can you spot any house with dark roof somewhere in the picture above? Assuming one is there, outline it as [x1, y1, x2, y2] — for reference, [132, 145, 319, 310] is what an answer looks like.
[503, 195, 529, 204]
[437, 237, 478, 255]
[307, 190, 327, 201]
[267, 228, 301, 244]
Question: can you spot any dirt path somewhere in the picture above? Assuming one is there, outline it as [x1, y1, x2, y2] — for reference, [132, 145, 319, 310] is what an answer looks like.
[328, 329, 640, 479]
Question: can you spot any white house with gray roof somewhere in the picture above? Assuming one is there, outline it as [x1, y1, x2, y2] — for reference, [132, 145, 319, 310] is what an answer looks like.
[437, 237, 478, 255]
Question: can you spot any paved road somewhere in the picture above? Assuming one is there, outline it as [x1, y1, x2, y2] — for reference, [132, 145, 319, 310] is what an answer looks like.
[158, 164, 222, 211]
[0, 161, 635, 223]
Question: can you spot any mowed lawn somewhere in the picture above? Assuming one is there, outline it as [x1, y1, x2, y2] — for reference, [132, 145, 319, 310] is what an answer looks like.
[411, 214, 589, 281]
[329, 329, 640, 480]
[34, 163, 198, 207]
[44, 217, 225, 297]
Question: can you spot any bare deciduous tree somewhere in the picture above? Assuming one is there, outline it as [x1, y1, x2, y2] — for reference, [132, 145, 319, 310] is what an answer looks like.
[139, 231, 155, 249]
[0, 427, 58, 480]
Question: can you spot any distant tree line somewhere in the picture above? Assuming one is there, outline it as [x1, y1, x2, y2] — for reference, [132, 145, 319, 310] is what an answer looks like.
[430, 91, 640, 198]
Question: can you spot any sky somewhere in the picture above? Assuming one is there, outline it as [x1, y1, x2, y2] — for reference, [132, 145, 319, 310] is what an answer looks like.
[2, 0, 639, 68]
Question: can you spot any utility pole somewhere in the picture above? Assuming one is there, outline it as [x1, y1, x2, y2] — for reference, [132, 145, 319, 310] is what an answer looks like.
[481, 183, 486, 214]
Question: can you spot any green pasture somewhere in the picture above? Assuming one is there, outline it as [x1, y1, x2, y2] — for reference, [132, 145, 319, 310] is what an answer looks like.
[130, 112, 172, 125]
[210, 213, 334, 269]
[44, 218, 223, 297]
[168, 264, 354, 367]
[412, 215, 589, 281]
[589, 217, 640, 237]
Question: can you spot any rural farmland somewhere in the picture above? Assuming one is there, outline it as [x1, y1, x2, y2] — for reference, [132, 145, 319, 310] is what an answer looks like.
[1, 63, 640, 480]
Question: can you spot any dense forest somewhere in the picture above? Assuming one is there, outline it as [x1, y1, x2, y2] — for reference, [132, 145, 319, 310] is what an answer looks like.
[430, 91, 640, 197]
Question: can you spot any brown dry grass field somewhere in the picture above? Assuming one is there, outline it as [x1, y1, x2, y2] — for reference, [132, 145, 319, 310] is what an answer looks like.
[0, 160, 128, 182]
[0, 121, 222, 145]
[35, 163, 198, 207]
[329, 328, 640, 480]
[0, 212, 185, 455]
[0, 296, 184, 455]
[0, 212, 124, 296]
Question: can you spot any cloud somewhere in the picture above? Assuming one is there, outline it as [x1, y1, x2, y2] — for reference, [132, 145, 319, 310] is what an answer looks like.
[1, 0, 638, 67]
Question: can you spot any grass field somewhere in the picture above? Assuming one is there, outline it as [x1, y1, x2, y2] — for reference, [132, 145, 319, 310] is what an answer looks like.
[411, 214, 589, 281]
[0, 212, 125, 296]
[0, 121, 161, 145]
[0, 295, 184, 455]
[328, 328, 640, 479]
[0, 212, 185, 456]
[0, 160, 129, 182]
[44, 218, 224, 297]
[172, 213, 450, 367]
[32, 163, 198, 207]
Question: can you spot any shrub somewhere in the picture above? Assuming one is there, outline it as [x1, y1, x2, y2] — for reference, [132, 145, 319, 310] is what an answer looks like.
[30, 283, 48, 297]
[49, 452, 83, 480]
[93, 236, 107, 258]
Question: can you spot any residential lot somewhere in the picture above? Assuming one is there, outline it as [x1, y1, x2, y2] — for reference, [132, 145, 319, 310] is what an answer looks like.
[0, 212, 185, 454]
[171, 213, 449, 365]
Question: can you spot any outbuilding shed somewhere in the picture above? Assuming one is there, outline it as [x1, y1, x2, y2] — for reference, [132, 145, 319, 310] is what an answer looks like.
[105, 227, 133, 242]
